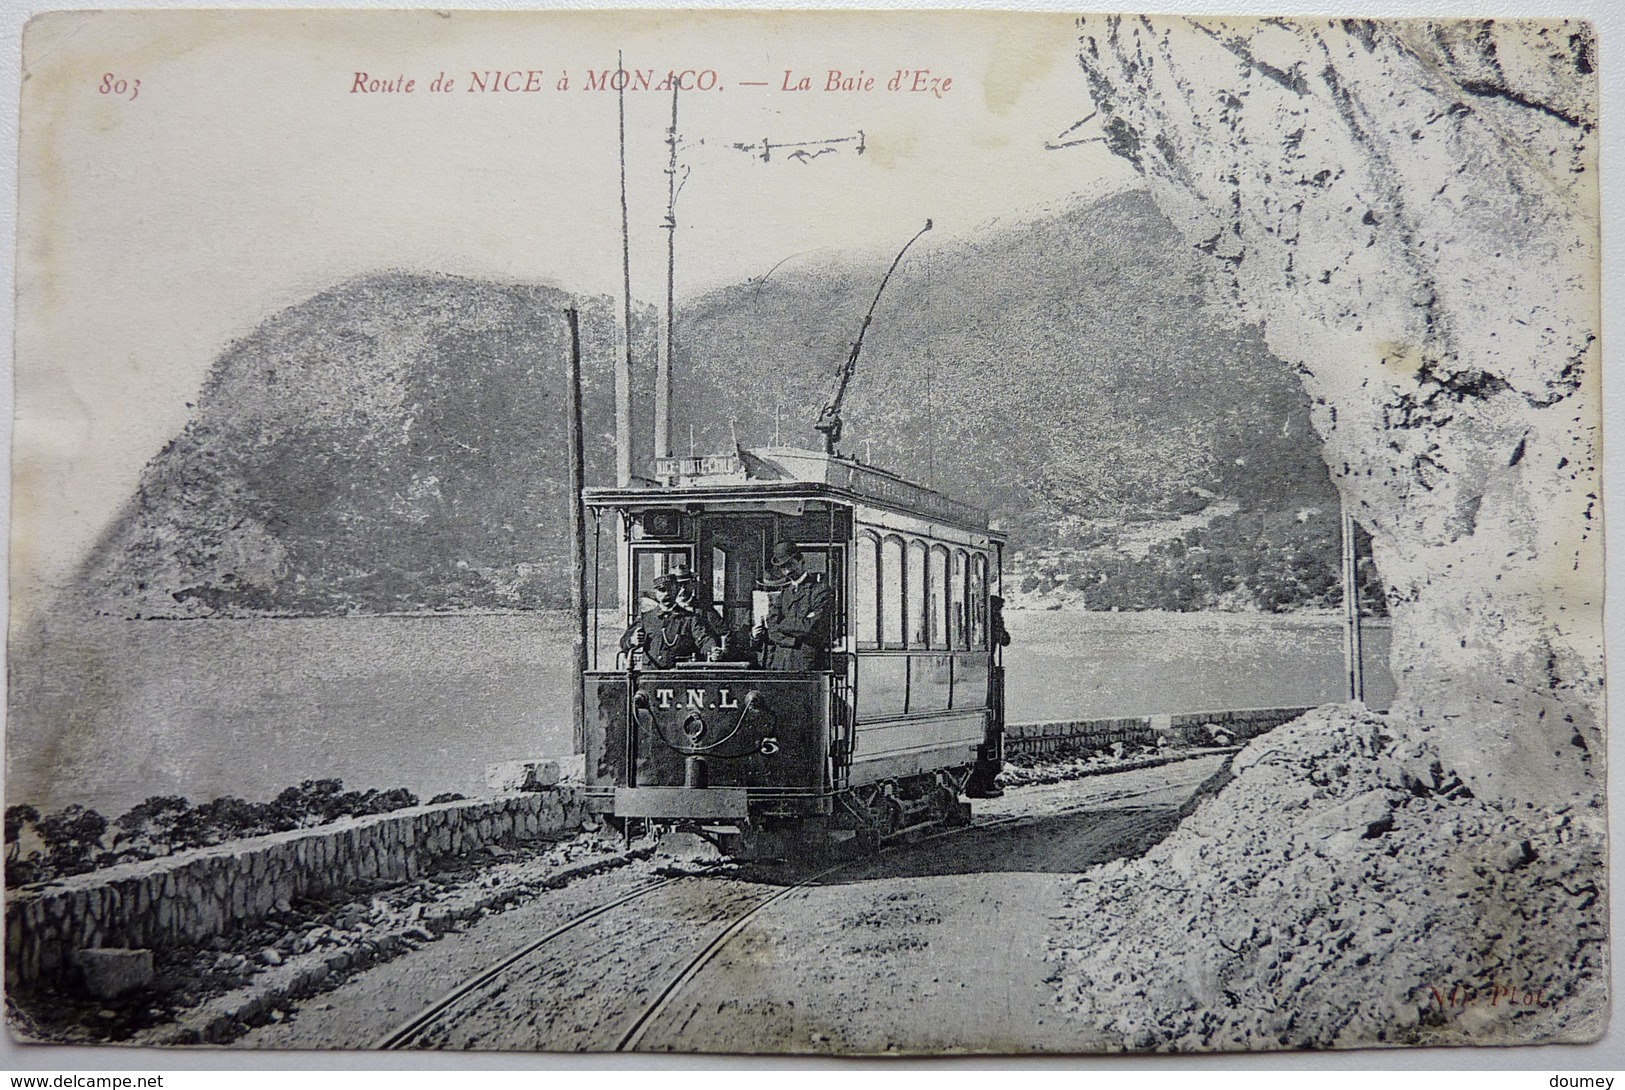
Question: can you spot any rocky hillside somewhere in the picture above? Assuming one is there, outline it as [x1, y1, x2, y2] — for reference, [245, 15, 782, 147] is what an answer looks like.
[673, 190, 1333, 524]
[80, 195, 1337, 617]
[1053, 709, 1606, 1049]
[80, 276, 638, 617]
[1046, 13, 1605, 1050]
[1077, 15, 1602, 801]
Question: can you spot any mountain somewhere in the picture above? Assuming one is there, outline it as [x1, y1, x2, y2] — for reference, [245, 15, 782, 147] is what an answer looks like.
[79, 193, 1335, 617]
[80, 275, 640, 616]
[671, 189, 1333, 538]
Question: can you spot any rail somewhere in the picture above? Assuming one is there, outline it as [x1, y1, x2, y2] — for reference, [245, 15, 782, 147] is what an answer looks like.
[373, 762, 1223, 1051]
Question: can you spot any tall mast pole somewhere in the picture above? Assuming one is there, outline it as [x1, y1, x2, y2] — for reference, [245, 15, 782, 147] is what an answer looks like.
[565, 308, 588, 755]
[657, 83, 678, 462]
[615, 49, 634, 486]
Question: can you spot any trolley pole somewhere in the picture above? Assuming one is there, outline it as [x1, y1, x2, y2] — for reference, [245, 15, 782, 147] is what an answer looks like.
[1341, 496, 1365, 703]
[566, 308, 588, 755]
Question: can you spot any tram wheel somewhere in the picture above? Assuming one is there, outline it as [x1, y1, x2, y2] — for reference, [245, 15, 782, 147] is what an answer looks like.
[938, 785, 971, 827]
[878, 797, 906, 838]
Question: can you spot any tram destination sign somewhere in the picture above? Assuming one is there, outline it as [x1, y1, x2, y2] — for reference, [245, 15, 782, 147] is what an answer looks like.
[655, 453, 744, 479]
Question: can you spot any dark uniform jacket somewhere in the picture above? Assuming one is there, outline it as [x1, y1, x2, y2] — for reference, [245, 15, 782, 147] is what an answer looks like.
[759, 576, 835, 671]
[620, 608, 719, 669]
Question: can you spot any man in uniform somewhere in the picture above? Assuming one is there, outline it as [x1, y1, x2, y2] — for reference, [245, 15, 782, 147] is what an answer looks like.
[753, 542, 834, 670]
[620, 574, 720, 669]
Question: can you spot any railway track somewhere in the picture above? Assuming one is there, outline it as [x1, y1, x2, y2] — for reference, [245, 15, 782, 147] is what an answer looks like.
[370, 762, 1215, 1052]
[371, 872, 698, 1049]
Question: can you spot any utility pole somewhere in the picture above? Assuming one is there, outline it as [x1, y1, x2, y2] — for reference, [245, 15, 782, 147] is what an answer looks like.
[565, 309, 588, 754]
[656, 82, 679, 462]
[615, 48, 634, 487]
[1341, 496, 1365, 703]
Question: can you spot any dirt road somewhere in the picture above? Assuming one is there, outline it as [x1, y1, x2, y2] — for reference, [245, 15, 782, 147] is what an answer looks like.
[240, 755, 1225, 1053]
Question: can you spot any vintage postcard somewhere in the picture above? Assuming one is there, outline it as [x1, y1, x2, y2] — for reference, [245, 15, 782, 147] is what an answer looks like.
[4, 10, 1605, 1056]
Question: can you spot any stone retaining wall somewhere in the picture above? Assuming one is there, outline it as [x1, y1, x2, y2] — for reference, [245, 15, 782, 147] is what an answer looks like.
[5, 788, 585, 992]
[1004, 707, 1311, 759]
[1167, 707, 1314, 746]
[8, 710, 1313, 992]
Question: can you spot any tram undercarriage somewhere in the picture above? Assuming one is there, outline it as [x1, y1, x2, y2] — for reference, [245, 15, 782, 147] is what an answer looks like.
[593, 765, 979, 859]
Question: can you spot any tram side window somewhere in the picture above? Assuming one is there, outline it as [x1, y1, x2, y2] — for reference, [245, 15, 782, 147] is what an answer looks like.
[711, 547, 726, 611]
[854, 533, 880, 649]
[971, 553, 988, 648]
[952, 549, 969, 650]
[928, 544, 950, 650]
[907, 539, 928, 647]
[882, 536, 907, 648]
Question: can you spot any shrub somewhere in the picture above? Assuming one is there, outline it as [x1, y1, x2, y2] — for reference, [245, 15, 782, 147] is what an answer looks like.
[7, 779, 434, 885]
[5, 805, 43, 886]
[5, 804, 40, 849]
[112, 795, 192, 856]
[176, 795, 282, 845]
[34, 805, 109, 876]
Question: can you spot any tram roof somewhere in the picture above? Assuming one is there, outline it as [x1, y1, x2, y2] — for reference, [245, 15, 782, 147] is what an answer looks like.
[583, 447, 998, 536]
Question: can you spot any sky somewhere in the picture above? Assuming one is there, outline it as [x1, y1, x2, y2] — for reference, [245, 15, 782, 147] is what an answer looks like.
[11, 9, 1141, 613]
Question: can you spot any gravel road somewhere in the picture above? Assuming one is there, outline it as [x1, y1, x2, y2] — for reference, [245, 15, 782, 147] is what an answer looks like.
[239, 755, 1225, 1053]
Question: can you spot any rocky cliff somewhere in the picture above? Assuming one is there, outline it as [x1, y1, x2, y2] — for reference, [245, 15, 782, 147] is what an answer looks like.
[1076, 16, 1601, 803]
[1047, 15, 1604, 1051]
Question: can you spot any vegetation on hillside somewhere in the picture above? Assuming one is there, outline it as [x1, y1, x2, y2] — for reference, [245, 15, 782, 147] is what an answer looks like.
[78, 193, 1371, 618]
[673, 191, 1334, 522]
[1013, 509, 1387, 615]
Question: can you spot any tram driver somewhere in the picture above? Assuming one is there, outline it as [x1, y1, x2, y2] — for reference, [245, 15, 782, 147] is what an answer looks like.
[621, 574, 721, 669]
[752, 541, 834, 671]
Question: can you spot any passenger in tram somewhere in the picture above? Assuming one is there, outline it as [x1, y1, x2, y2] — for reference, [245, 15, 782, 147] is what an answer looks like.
[753, 542, 835, 671]
[671, 561, 734, 658]
[621, 574, 721, 668]
[669, 561, 702, 616]
[989, 594, 1012, 648]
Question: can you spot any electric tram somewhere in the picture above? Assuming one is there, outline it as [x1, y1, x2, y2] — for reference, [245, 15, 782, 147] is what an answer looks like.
[580, 446, 1007, 848]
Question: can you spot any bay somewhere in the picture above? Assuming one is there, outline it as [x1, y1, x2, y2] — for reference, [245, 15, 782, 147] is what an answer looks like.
[6, 608, 1392, 817]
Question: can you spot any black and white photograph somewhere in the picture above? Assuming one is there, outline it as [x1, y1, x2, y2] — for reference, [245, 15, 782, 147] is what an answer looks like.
[2, 7, 1609, 1060]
